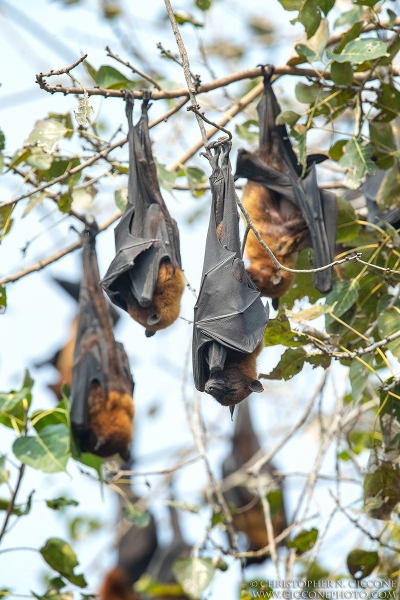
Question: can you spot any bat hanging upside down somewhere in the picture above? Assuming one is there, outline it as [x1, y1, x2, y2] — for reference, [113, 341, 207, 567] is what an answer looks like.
[235, 64, 338, 309]
[101, 91, 185, 337]
[193, 142, 269, 416]
[70, 218, 135, 460]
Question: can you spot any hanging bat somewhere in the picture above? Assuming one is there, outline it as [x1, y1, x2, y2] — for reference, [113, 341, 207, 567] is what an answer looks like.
[192, 142, 269, 416]
[101, 91, 185, 337]
[36, 278, 121, 400]
[144, 503, 190, 599]
[100, 462, 158, 600]
[235, 65, 337, 309]
[70, 218, 134, 460]
[100, 500, 190, 600]
[222, 401, 287, 565]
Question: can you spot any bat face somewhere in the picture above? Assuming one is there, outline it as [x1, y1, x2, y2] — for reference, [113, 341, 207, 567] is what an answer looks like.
[205, 369, 263, 406]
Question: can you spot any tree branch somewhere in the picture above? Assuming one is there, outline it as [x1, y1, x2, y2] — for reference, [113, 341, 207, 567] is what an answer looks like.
[105, 45, 163, 91]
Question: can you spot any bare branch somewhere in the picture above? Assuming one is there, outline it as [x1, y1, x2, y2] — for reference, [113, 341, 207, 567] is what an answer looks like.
[0, 210, 121, 286]
[36, 53, 88, 79]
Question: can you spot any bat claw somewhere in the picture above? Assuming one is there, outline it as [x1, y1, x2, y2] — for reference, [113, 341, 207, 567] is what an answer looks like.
[229, 405, 235, 420]
[257, 63, 275, 84]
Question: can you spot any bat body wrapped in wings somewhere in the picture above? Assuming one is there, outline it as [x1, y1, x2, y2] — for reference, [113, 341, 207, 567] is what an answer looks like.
[70, 218, 134, 460]
[235, 65, 337, 307]
[193, 142, 269, 415]
[101, 91, 185, 337]
[222, 401, 287, 564]
[36, 277, 120, 400]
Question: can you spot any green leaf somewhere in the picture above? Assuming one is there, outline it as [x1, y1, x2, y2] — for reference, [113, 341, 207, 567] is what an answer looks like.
[387, 8, 397, 28]
[47, 112, 74, 139]
[27, 120, 67, 153]
[295, 82, 320, 104]
[278, 0, 301, 9]
[325, 279, 360, 326]
[0, 285, 6, 314]
[327, 38, 388, 64]
[0, 456, 9, 484]
[235, 119, 259, 144]
[291, 125, 307, 174]
[287, 528, 318, 554]
[22, 193, 46, 217]
[122, 503, 151, 528]
[71, 188, 93, 210]
[172, 558, 215, 598]
[95, 65, 135, 90]
[334, 6, 363, 28]
[338, 137, 375, 190]
[376, 83, 400, 122]
[329, 139, 347, 162]
[0, 129, 5, 152]
[174, 11, 203, 27]
[287, 303, 330, 323]
[0, 152, 4, 175]
[336, 196, 360, 243]
[370, 121, 395, 154]
[155, 160, 177, 193]
[163, 500, 201, 514]
[185, 166, 207, 198]
[336, 21, 363, 53]
[318, 0, 335, 16]
[349, 355, 373, 401]
[346, 549, 379, 580]
[376, 164, 400, 212]
[195, 0, 211, 9]
[40, 538, 87, 588]
[114, 187, 128, 212]
[296, 18, 329, 62]
[331, 61, 353, 85]
[26, 149, 53, 171]
[378, 307, 400, 359]
[0, 205, 13, 241]
[0, 370, 33, 417]
[134, 574, 184, 597]
[0, 491, 34, 516]
[263, 314, 307, 347]
[13, 424, 70, 473]
[275, 111, 300, 126]
[261, 348, 307, 381]
[83, 60, 98, 84]
[46, 497, 79, 510]
[295, 0, 321, 39]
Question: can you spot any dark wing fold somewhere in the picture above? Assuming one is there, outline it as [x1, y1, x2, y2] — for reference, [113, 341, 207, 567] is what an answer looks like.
[193, 142, 269, 392]
[235, 65, 337, 293]
[101, 92, 182, 311]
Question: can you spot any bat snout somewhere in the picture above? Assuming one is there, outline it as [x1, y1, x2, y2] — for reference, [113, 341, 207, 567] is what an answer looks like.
[205, 379, 225, 394]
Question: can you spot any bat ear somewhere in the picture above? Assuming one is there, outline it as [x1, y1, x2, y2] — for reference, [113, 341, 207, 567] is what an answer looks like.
[145, 329, 156, 338]
[147, 314, 160, 326]
[249, 380, 264, 393]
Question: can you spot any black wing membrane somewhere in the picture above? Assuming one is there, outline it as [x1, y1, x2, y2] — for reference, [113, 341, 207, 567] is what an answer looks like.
[192, 142, 269, 392]
[235, 66, 337, 294]
[101, 91, 182, 311]
[222, 401, 287, 565]
[70, 219, 134, 434]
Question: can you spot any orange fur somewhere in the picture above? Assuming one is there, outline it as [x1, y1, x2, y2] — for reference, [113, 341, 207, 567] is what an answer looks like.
[242, 180, 308, 299]
[127, 262, 185, 332]
[100, 567, 138, 600]
[79, 383, 134, 458]
[48, 318, 77, 399]
[205, 341, 264, 406]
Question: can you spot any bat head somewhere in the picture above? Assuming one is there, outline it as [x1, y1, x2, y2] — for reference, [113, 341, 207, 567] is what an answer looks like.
[205, 371, 263, 407]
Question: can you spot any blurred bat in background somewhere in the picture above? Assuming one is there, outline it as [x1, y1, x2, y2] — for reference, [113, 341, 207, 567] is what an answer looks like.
[70, 218, 134, 460]
[192, 141, 269, 416]
[35, 277, 120, 400]
[101, 91, 185, 338]
[222, 401, 287, 564]
[235, 64, 337, 309]
[100, 478, 190, 600]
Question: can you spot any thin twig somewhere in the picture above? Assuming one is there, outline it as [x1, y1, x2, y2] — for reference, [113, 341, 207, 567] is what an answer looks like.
[37, 53, 88, 78]
[164, 0, 210, 155]
[110, 454, 202, 482]
[0, 210, 121, 286]
[256, 475, 280, 577]
[0, 464, 25, 544]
